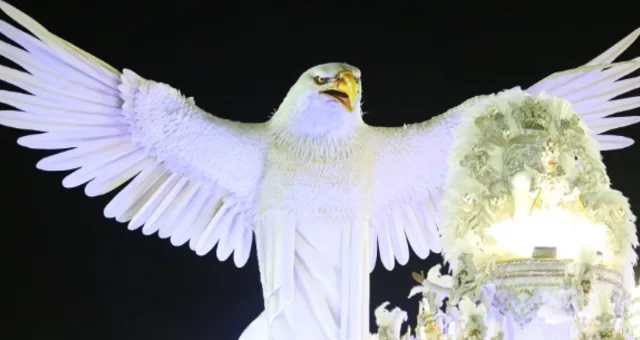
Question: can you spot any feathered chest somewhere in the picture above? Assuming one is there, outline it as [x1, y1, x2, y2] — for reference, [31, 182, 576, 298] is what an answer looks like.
[257, 142, 375, 219]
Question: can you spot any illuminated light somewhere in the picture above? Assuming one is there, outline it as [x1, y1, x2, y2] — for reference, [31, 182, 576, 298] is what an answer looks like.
[486, 208, 610, 264]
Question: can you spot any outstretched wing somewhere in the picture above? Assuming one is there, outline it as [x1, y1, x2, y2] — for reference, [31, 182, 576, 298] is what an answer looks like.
[366, 98, 483, 272]
[0, 1, 268, 267]
[367, 27, 640, 272]
[527, 28, 640, 150]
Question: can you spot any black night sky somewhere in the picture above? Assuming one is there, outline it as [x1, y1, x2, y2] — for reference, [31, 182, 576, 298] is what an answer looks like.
[3, 1, 640, 340]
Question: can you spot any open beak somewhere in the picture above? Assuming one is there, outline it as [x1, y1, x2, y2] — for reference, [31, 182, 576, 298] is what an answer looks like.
[320, 70, 359, 112]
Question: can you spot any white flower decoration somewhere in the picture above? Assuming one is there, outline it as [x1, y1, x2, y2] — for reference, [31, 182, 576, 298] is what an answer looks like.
[374, 302, 408, 340]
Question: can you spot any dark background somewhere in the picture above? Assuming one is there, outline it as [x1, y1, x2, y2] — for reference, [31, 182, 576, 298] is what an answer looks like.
[2, 1, 640, 340]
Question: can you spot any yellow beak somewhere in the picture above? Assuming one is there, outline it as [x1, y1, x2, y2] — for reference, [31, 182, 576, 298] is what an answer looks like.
[321, 70, 359, 112]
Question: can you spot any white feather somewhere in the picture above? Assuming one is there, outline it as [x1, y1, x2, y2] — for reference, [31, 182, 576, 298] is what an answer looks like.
[0, 1, 262, 266]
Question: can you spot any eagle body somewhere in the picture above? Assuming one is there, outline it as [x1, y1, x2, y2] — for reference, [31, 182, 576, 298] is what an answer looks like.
[248, 88, 376, 339]
[259, 129, 374, 222]
[0, 2, 639, 340]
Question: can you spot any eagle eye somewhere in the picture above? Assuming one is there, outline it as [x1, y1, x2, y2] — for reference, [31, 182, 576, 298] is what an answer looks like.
[313, 76, 330, 85]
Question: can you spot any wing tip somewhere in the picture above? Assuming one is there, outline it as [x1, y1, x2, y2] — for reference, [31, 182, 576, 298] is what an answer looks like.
[624, 116, 640, 129]
[630, 26, 640, 41]
[0, 1, 27, 27]
[0, 1, 12, 13]
[597, 134, 635, 151]
[16, 135, 32, 148]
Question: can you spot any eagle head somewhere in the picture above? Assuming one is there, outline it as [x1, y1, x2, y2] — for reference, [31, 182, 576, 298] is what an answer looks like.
[270, 63, 363, 140]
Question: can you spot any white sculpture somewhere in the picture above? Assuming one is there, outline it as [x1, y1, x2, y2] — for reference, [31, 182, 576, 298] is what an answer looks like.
[0, 1, 639, 339]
